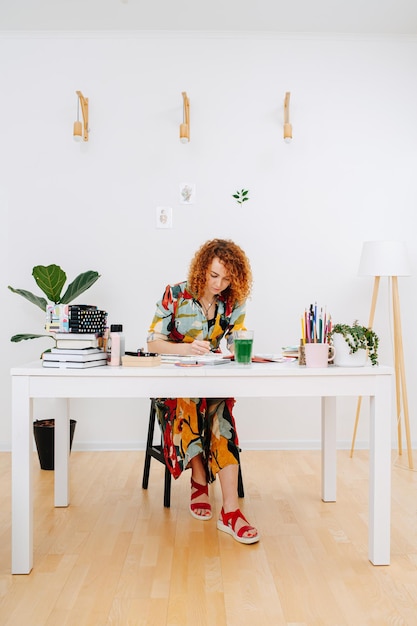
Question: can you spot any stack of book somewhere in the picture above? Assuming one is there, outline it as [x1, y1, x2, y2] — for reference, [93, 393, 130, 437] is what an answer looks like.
[281, 346, 299, 359]
[42, 333, 108, 369]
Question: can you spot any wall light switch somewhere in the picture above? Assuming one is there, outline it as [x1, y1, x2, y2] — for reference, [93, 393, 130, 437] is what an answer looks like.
[156, 206, 173, 228]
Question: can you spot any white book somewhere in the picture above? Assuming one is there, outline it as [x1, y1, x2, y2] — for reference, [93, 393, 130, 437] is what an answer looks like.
[42, 359, 107, 369]
[54, 332, 99, 340]
[49, 347, 103, 355]
[43, 350, 106, 363]
[56, 338, 99, 349]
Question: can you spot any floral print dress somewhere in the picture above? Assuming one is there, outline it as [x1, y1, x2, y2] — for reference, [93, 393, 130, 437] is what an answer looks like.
[147, 281, 247, 481]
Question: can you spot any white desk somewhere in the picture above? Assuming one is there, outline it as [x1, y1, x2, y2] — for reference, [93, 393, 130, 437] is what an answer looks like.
[11, 360, 393, 573]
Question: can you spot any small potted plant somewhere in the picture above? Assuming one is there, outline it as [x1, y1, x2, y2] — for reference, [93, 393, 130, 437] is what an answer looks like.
[8, 264, 100, 344]
[329, 320, 379, 366]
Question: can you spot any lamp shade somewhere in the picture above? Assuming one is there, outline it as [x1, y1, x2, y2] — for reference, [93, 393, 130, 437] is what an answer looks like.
[73, 120, 82, 141]
[179, 123, 189, 143]
[358, 241, 411, 277]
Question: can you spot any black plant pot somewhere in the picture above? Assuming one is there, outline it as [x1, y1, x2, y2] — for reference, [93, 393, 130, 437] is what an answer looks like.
[33, 419, 77, 470]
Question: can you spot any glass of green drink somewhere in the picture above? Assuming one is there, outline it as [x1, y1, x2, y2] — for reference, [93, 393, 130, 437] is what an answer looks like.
[233, 330, 254, 365]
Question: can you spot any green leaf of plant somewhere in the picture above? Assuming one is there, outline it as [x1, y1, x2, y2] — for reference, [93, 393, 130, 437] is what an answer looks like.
[32, 265, 67, 303]
[59, 271, 100, 304]
[7, 286, 48, 311]
[10, 334, 55, 342]
[233, 189, 249, 204]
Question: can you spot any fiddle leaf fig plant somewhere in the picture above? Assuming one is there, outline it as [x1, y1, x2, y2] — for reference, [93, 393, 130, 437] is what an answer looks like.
[329, 320, 379, 366]
[8, 264, 100, 343]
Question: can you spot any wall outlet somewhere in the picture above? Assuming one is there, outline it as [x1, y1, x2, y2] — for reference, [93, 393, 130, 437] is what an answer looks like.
[156, 206, 173, 228]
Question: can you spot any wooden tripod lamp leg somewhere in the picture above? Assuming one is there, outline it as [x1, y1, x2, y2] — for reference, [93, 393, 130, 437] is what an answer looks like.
[350, 276, 380, 457]
[392, 278, 403, 456]
[392, 276, 413, 469]
[350, 396, 363, 458]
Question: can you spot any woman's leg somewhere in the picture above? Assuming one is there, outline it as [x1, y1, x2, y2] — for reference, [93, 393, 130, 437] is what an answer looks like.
[189, 453, 211, 518]
[218, 464, 258, 540]
[155, 397, 208, 479]
[205, 399, 258, 541]
[155, 398, 212, 519]
[172, 398, 212, 519]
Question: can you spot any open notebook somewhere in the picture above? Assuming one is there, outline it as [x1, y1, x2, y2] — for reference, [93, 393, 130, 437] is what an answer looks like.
[161, 354, 229, 366]
[161, 353, 294, 365]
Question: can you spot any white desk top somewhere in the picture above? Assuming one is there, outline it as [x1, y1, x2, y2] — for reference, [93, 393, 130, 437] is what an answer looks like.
[11, 360, 393, 378]
[11, 360, 394, 400]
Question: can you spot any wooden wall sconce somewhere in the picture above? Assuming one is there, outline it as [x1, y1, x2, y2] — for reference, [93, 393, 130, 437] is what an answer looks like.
[284, 92, 292, 143]
[180, 91, 190, 143]
[73, 91, 89, 142]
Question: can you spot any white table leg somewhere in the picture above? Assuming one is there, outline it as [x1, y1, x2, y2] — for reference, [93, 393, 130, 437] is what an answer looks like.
[11, 376, 33, 574]
[54, 399, 70, 507]
[369, 379, 391, 565]
[321, 396, 337, 502]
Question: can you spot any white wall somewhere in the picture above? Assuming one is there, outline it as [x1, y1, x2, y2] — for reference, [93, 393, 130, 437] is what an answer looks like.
[1, 31, 416, 451]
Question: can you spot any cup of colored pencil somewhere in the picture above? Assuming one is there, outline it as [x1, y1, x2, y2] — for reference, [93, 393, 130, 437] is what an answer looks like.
[301, 303, 332, 345]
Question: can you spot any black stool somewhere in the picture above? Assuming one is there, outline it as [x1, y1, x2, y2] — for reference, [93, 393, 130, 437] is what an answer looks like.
[142, 398, 245, 508]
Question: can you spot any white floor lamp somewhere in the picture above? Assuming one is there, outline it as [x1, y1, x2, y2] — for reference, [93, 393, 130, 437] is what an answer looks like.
[351, 240, 413, 468]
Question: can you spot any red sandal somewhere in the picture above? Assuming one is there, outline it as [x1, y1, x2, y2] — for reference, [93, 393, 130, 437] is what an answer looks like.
[190, 477, 212, 521]
[217, 508, 260, 544]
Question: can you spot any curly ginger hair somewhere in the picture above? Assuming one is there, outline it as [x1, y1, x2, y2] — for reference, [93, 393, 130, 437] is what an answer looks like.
[187, 239, 252, 305]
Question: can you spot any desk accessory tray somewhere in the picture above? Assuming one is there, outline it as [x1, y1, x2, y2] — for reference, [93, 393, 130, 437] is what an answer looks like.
[121, 354, 161, 367]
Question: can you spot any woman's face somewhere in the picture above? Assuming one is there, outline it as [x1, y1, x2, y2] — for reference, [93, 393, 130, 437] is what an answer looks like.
[205, 257, 231, 297]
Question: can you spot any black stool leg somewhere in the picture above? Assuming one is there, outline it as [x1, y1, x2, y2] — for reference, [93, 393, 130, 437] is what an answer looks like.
[237, 463, 244, 498]
[142, 401, 156, 490]
[142, 399, 172, 508]
[163, 467, 172, 508]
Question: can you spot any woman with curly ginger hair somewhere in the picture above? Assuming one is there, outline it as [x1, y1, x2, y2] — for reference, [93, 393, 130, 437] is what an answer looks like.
[147, 239, 259, 544]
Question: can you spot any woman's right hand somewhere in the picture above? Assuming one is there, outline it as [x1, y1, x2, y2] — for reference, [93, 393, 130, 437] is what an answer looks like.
[147, 338, 211, 356]
[188, 339, 211, 356]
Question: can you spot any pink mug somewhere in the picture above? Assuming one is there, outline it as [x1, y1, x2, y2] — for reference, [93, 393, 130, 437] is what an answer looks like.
[304, 343, 335, 368]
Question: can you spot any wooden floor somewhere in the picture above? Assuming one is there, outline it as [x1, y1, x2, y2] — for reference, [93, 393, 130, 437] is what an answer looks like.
[1, 449, 417, 626]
